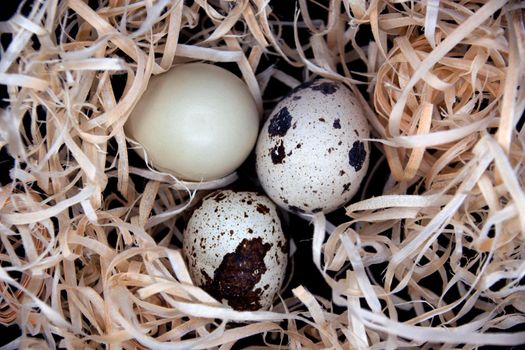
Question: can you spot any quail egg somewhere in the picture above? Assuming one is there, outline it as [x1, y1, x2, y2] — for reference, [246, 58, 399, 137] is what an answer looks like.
[182, 190, 288, 311]
[255, 79, 370, 214]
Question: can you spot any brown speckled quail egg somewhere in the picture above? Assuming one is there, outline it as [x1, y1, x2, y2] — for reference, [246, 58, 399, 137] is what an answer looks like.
[182, 190, 288, 311]
[255, 79, 370, 214]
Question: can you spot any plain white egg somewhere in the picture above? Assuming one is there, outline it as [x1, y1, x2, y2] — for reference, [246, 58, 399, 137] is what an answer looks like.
[125, 63, 259, 181]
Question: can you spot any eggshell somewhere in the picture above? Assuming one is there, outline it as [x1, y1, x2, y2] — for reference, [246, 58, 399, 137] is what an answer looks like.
[182, 190, 288, 311]
[255, 79, 370, 214]
[125, 63, 259, 181]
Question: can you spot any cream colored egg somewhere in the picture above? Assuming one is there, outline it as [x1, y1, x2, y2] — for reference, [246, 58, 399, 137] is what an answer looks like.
[182, 190, 288, 311]
[125, 63, 259, 181]
[256, 79, 370, 214]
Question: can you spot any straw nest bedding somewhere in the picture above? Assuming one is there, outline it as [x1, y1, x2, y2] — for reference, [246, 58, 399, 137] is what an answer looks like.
[0, 0, 524, 348]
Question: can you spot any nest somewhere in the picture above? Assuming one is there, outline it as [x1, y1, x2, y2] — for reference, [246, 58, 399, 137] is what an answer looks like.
[0, 0, 524, 348]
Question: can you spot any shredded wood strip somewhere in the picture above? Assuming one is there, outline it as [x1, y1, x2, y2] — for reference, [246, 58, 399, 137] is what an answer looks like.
[0, 0, 524, 349]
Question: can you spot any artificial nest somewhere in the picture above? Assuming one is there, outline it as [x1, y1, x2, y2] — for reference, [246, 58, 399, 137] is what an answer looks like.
[0, 0, 524, 349]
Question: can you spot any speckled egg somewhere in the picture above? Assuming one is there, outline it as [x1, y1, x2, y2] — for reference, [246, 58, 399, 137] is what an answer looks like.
[182, 190, 288, 311]
[255, 79, 370, 214]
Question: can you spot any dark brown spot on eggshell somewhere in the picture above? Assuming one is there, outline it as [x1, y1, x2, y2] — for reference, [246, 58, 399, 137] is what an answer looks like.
[270, 140, 286, 164]
[349, 141, 367, 172]
[288, 205, 305, 214]
[201, 237, 271, 311]
[333, 119, 341, 129]
[311, 81, 338, 95]
[256, 203, 270, 215]
[212, 192, 227, 202]
[277, 239, 289, 255]
[318, 117, 325, 122]
[342, 182, 352, 194]
[312, 208, 323, 213]
[286, 80, 315, 98]
[268, 107, 292, 137]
